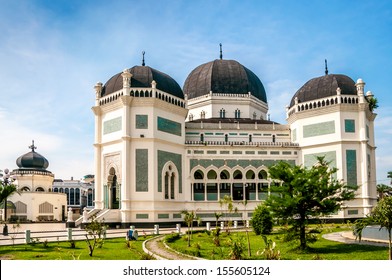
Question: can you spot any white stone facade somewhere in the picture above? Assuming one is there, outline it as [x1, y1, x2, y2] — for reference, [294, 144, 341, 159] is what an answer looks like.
[91, 64, 377, 226]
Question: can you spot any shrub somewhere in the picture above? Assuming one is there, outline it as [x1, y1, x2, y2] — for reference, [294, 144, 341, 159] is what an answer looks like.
[257, 235, 280, 260]
[165, 233, 181, 243]
[227, 235, 246, 260]
[251, 204, 273, 235]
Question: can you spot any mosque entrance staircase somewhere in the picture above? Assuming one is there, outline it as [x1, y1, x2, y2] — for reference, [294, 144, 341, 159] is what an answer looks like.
[75, 209, 121, 227]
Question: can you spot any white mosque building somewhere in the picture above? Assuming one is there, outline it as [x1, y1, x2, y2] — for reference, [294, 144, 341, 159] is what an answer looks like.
[89, 51, 377, 227]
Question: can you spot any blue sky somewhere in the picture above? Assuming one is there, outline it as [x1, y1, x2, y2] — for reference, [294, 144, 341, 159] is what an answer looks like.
[0, 0, 391, 184]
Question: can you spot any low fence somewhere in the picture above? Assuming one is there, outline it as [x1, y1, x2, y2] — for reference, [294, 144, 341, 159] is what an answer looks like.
[0, 221, 249, 246]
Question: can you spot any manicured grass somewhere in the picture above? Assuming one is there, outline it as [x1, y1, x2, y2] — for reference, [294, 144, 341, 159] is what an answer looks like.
[166, 226, 389, 260]
[0, 236, 154, 260]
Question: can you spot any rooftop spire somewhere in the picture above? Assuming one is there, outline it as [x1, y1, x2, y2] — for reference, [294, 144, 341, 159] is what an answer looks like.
[142, 51, 145, 66]
[29, 140, 37, 152]
[325, 59, 329, 75]
[219, 43, 223, 60]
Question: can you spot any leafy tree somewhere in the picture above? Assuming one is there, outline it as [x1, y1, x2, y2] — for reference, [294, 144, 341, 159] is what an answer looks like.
[354, 197, 392, 260]
[265, 157, 357, 250]
[251, 204, 273, 235]
[368, 197, 392, 260]
[84, 215, 107, 257]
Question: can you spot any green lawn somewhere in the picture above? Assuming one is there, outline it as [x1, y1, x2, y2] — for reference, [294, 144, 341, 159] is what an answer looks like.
[166, 226, 389, 260]
[1, 225, 389, 260]
[0, 236, 154, 260]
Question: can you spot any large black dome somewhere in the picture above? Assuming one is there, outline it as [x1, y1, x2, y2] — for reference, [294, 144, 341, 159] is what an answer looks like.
[16, 150, 49, 170]
[101, 65, 184, 99]
[183, 59, 267, 103]
[290, 74, 357, 107]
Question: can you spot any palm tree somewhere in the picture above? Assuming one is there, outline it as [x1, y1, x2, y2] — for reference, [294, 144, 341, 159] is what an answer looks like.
[214, 212, 222, 229]
[219, 195, 238, 234]
[388, 171, 392, 184]
[0, 169, 19, 235]
[377, 184, 392, 201]
[181, 210, 195, 247]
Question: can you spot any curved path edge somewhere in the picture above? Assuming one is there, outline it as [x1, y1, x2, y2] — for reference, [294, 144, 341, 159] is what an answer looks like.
[143, 235, 205, 260]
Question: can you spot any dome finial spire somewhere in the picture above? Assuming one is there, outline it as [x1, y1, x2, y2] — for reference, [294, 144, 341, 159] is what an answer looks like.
[219, 43, 223, 60]
[29, 140, 36, 152]
[325, 59, 329, 75]
[142, 51, 145, 66]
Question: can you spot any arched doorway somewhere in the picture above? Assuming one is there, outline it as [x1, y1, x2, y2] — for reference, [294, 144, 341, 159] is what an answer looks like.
[108, 167, 119, 209]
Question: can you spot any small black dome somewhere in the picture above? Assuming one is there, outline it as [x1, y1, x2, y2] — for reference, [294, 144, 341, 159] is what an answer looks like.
[183, 59, 267, 103]
[101, 65, 184, 99]
[290, 74, 357, 107]
[16, 150, 49, 170]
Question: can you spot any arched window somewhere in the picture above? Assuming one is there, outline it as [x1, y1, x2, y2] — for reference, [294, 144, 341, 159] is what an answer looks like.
[207, 170, 217, 179]
[220, 108, 226, 118]
[170, 174, 175, 199]
[75, 188, 80, 205]
[164, 172, 169, 199]
[87, 188, 94, 207]
[249, 134, 252, 143]
[36, 187, 45, 192]
[258, 170, 268, 180]
[220, 170, 230, 179]
[163, 163, 178, 200]
[70, 188, 75, 205]
[225, 134, 228, 142]
[200, 133, 204, 142]
[272, 135, 276, 143]
[246, 170, 255, 179]
[233, 170, 243, 180]
[194, 169, 204, 180]
[235, 109, 241, 119]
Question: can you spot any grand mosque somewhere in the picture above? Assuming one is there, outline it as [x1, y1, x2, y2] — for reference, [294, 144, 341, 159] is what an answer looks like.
[89, 50, 377, 227]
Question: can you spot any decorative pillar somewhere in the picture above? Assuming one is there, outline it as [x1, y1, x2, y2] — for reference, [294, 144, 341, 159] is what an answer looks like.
[94, 82, 103, 106]
[151, 80, 157, 98]
[121, 69, 132, 96]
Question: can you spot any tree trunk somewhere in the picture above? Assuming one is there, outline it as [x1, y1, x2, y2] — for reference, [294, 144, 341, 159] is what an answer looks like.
[187, 224, 191, 247]
[299, 215, 306, 250]
[246, 229, 251, 257]
[389, 230, 391, 260]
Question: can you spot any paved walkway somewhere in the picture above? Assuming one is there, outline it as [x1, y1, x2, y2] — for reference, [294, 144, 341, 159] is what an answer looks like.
[322, 231, 389, 247]
[143, 235, 201, 260]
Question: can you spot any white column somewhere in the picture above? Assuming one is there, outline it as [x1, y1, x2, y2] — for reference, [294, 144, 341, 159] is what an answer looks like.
[92, 109, 103, 209]
[121, 96, 132, 221]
